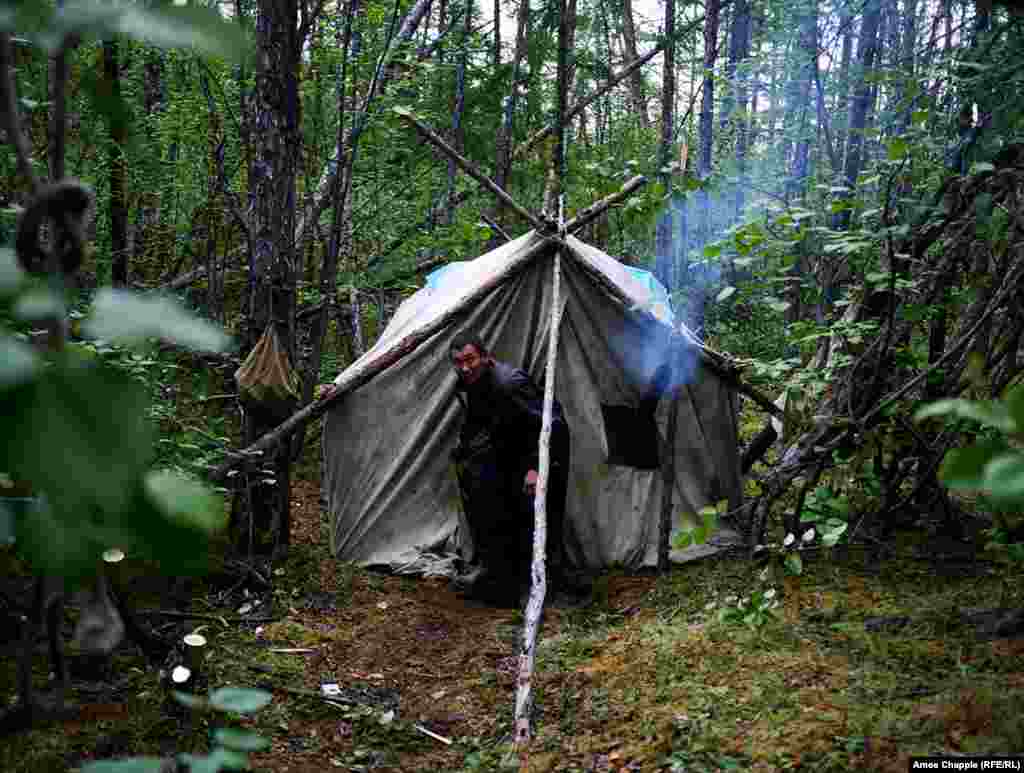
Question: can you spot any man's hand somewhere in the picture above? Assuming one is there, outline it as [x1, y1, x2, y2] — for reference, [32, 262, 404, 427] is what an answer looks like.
[317, 383, 338, 401]
[524, 469, 539, 495]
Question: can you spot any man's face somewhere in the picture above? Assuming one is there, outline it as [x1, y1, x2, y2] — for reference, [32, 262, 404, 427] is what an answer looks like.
[452, 344, 487, 386]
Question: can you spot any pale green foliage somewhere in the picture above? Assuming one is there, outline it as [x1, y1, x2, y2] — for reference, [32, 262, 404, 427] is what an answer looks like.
[672, 500, 725, 549]
[708, 587, 779, 630]
[81, 689, 272, 773]
[917, 384, 1024, 561]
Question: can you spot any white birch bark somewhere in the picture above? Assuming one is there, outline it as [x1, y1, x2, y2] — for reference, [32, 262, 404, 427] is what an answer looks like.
[513, 249, 564, 755]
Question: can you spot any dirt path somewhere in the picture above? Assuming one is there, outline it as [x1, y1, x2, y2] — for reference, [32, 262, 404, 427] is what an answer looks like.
[250, 480, 656, 772]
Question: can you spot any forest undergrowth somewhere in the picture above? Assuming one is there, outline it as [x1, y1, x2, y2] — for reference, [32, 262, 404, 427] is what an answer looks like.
[3, 443, 1023, 773]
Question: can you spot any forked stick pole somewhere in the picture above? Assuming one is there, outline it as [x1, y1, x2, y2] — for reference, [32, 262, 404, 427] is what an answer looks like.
[513, 249, 564, 760]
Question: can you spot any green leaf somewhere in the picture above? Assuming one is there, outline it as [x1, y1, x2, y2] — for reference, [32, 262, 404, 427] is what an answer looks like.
[821, 522, 847, 547]
[208, 687, 272, 714]
[46, 3, 251, 63]
[938, 445, 999, 490]
[0, 337, 40, 388]
[145, 471, 224, 534]
[0, 247, 25, 294]
[1004, 384, 1024, 430]
[673, 531, 693, 548]
[982, 453, 1024, 503]
[172, 691, 210, 710]
[392, 105, 414, 117]
[887, 137, 908, 160]
[766, 299, 791, 314]
[915, 398, 1017, 432]
[716, 286, 736, 302]
[81, 759, 166, 773]
[13, 289, 63, 322]
[214, 728, 270, 752]
[784, 553, 803, 576]
[0, 359, 151, 517]
[85, 290, 230, 353]
[692, 526, 709, 544]
[703, 243, 722, 258]
[181, 748, 250, 773]
[970, 162, 996, 175]
[911, 110, 929, 125]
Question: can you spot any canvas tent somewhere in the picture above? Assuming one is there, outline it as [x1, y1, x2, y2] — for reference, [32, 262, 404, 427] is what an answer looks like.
[322, 231, 743, 570]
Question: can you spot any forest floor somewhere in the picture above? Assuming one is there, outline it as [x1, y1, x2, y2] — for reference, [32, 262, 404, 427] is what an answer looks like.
[3, 474, 1024, 772]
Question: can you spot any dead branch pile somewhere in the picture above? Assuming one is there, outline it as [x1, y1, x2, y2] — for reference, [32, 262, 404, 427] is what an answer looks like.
[744, 161, 1024, 544]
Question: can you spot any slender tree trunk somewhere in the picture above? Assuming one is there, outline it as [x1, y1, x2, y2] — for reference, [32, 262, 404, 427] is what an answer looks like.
[445, 0, 472, 225]
[896, 0, 918, 135]
[104, 38, 129, 287]
[491, 0, 530, 242]
[48, 6, 68, 182]
[835, 9, 854, 170]
[841, 0, 882, 219]
[698, 0, 721, 251]
[722, 0, 749, 128]
[655, 0, 676, 290]
[620, 0, 649, 128]
[234, 0, 303, 557]
[492, 0, 500, 67]
[787, 0, 817, 199]
[298, 0, 358, 459]
[731, 0, 751, 222]
[133, 47, 164, 269]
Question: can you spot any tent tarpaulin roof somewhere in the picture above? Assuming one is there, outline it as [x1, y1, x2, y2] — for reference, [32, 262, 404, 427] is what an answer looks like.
[323, 232, 742, 569]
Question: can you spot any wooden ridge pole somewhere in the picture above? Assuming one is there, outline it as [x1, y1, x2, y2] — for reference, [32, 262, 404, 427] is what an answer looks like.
[513, 249, 564, 761]
[564, 175, 648, 234]
[208, 233, 553, 482]
[395, 111, 546, 232]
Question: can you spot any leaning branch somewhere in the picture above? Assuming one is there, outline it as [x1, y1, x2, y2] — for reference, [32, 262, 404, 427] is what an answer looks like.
[565, 175, 648, 233]
[208, 234, 555, 482]
[512, 14, 706, 164]
[396, 111, 546, 231]
[513, 44, 666, 161]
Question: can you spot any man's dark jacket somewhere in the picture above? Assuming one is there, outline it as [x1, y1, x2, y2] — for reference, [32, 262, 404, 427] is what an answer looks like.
[454, 361, 570, 598]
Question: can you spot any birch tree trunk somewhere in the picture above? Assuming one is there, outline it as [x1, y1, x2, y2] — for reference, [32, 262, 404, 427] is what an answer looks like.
[513, 250, 564, 758]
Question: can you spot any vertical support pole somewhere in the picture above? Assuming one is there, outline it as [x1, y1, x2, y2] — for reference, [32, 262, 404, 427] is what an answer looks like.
[513, 249, 564, 761]
[658, 340, 680, 571]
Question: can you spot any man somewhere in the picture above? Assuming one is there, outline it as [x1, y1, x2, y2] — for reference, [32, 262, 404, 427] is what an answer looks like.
[449, 332, 571, 606]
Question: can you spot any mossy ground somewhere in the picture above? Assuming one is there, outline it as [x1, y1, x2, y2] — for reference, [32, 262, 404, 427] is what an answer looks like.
[2, 473, 1023, 772]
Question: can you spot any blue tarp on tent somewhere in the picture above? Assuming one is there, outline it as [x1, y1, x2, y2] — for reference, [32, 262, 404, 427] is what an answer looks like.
[426, 260, 675, 324]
